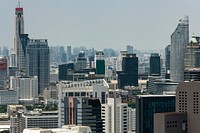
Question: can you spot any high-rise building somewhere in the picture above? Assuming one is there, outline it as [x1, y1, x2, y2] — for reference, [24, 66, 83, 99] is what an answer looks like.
[0, 56, 7, 89]
[170, 16, 189, 82]
[165, 45, 170, 79]
[75, 51, 87, 70]
[95, 51, 105, 75]
[14, 6, 26, 72]
[184, 36, 200, 69]
[118, 54, 138, 88]
[63, 97, 103, 133]
[136, 95, 175, 133]
[150, 53, 161, 76]
[102, 97, 128, 133]
[10, 53, 17, 67]
[26, 39, 50, 94]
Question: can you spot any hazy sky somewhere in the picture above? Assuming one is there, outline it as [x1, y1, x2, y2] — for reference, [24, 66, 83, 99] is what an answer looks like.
[0, 0, 200, 51]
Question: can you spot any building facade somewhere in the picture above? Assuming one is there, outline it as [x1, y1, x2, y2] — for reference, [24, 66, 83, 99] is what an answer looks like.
[136, 95, 175, 133]
[170, 16, 189, 82]
[26, 39, 50, 94]
[150, 53, 161, 76]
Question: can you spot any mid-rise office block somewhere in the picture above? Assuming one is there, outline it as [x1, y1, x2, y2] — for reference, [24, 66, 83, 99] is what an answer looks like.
[0, 90, 18, 105]
[18, 76, 38, 102]
[170, 16, 189, 82]
[63, 97, 103, 133]
[26, 39, 50, 94]
[75, 51, 87, 70]
[58, 79, 109, 127]
[13, 110, 58, 133]
[58, 63, 74, 81]
[136, 95, 175, 133]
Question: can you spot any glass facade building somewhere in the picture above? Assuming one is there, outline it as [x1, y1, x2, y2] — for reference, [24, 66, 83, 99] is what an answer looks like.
[136, 95, 175, 133]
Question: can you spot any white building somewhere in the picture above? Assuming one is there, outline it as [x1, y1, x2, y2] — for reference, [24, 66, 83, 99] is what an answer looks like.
[18, 76, 38, 102]
[127, 107, 136, 133]
[170, 16, 189, 82]
[23, 125, 92, 133]
[102, 97, 128, 133]
[58, 79, 109, 127]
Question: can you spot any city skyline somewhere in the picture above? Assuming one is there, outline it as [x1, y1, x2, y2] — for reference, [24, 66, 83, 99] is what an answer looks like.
[1, 0, 200, 50]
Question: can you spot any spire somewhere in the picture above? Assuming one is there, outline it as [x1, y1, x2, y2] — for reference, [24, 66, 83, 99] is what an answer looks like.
[18, 1, 21, 8]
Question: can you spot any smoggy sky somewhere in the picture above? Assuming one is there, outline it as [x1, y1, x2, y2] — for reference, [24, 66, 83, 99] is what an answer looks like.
[1, 0, 200, 51]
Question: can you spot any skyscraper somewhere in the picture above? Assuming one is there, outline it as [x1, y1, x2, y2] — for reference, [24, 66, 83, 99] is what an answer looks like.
[118, 54, 138, 88]
[149, 53, 161, 76]
[95, 51, 105, 75]
[26, 39, 50, 94]
[170, 16, 189, 82]
[14, 5, 26, 72]
[165, 45, 170, 79]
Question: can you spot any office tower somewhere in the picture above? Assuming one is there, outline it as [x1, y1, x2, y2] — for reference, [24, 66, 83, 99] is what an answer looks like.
[170, 16, 189, 82]
[18, 76, 38, 102]
[63, 97, 103, 133]
[95, 51, 105, 75]
[126, 45, 133, 54]
[26, 39, 50, 94]
[165, 45, 170, 79]
[14, 6, 26, 72]
[75, 51, 87, 70]
[58, 79, 109, 127]
[89, 56, 94, 68]
[0, 56, 7, 89]
[58, 63, 74, 81]
[118, 54, 138, 89]
[127, 107, 136, 132]
[150, 53, 161, 76]
[102, 97, 128, 133]
[184, 36, 200, 69]
[136, 95, 175, 133]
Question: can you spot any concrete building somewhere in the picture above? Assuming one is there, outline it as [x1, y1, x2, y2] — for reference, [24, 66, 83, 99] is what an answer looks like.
[127, 107, 136, 133]
[176, 82, 200, 132]
[0, 90, 18, 105]
[18, 76, 38, 103]
[102, 97, 128, 133]
[75, 51, 87, 70]
[170, 16, 189, 82]
[0, 56, 7, 89]
[23, 125, 92, 133]
[58, 79, 109, 127]
[12, 110, 58, 133]
[14, 6, 26, 73]
[26, 39, 50, 94]
[136, 95, 175, 133]
[63, 97, 103, 133]
[154, 112, 187, 133]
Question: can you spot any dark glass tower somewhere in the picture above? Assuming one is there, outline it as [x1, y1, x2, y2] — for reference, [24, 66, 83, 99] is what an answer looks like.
[26, 39, 50, 94]
[118, 54, 138, 88]
[149, 53, 161, 76]
[136, 95, 175, 133]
